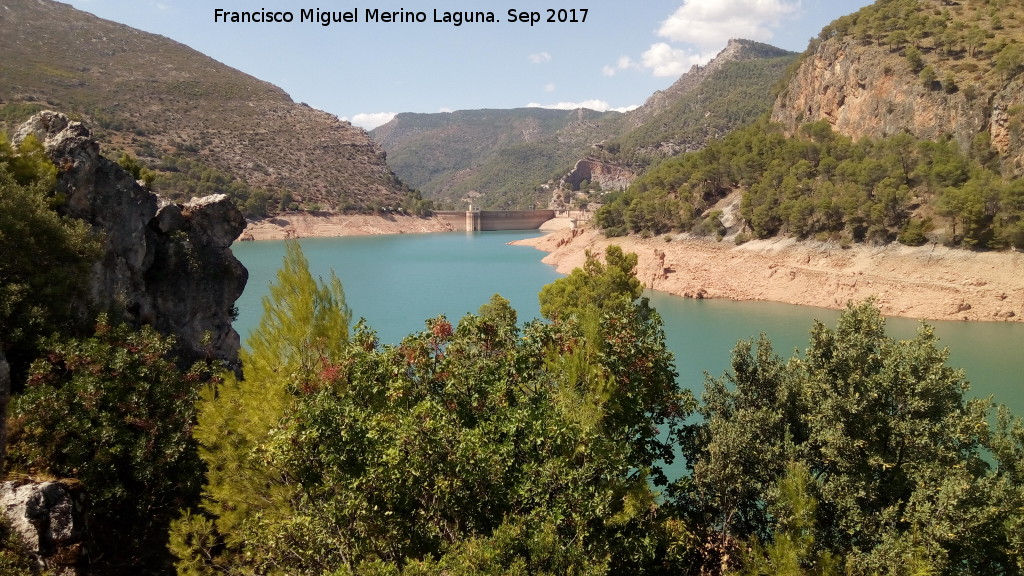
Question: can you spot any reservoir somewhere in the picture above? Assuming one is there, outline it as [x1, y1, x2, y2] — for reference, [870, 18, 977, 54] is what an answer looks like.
[232, 231, 1024, 416]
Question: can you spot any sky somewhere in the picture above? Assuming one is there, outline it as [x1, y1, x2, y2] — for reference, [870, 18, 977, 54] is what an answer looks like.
[63, 0, 876, 129]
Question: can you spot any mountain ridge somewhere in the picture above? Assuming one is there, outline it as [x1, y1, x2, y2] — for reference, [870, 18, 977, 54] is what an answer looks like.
[0, 0, 409, 215]
[371, 39, 798, 209]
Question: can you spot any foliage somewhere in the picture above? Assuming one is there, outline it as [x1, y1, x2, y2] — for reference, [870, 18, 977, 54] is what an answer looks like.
[598, 118, 1024, 248]
[118, 152, 155, 189]
[172, 243, 690, 575]
[674, 300, 1017, 575]
[0, 133, 57, 189]
[7, 317, 210, 574]
[0, 515, 36, 576]
[537, 245, 643, 320]
[153, 154, 278, 217]
[0, 141, 100, 377]
[172, 239, 351, 567]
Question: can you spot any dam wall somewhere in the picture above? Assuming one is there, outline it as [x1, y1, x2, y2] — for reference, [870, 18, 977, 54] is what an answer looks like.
[435, 210, 556, 231]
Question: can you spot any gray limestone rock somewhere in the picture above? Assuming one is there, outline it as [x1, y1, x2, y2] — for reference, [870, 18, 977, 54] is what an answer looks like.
[0, 479, 88, 576]
[17, 111, 248, 366]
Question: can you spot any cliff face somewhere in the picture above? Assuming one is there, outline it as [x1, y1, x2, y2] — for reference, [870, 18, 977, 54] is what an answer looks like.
[772, 37, 1024, 173]
[563, 158, 638, 193]
[17, 112, 247, 365]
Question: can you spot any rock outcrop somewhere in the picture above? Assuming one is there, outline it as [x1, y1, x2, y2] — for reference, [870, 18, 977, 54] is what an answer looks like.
[0, 479, 88, 576]
[563, 158, 638, 193]
[772, 39, 1024, 172]
[15, 111, 248, 365]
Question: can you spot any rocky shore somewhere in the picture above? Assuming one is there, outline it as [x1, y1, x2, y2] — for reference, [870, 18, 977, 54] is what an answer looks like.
[513, 228, 1024, 323]
[237, 212, 457, 241]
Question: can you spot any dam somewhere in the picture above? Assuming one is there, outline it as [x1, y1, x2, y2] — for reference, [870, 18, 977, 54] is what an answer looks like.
[434, 208, 556, 231]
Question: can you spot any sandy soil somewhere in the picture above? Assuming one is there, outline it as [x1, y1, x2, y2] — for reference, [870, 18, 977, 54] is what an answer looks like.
[512, 228, 1024, 323]
[237, 212, 456, 241]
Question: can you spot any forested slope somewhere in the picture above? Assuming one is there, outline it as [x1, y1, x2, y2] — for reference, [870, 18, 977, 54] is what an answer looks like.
[596, 0, 1024, 249]
[371, 107, 622, 209]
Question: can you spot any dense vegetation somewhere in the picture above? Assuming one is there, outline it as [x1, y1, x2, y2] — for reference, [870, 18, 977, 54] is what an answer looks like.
[162, 244, 1024, 576]
[3, 174, 1024, 573]
[597, 118, 1024, 248]
[0, 133, 100, 379]
[818, 0, 1024, 93]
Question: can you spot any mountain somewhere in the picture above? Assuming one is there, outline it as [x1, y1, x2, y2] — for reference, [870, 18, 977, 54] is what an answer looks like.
[0, 0, 409, 215]
[371, 39, 797, 209]
[565, 39, 798, 192]
[593, 0, 1024, 250]
[371, 107, 623, 209]
[772, 0, 1024, 173]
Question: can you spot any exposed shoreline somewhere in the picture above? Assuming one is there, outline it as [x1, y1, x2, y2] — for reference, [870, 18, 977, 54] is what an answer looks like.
[236, 212, 456, 241]
[511, 228, 1024, 323]
[236, 215, 1024, 323]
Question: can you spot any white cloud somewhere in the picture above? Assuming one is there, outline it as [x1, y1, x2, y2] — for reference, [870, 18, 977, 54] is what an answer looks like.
[529, 52, 552, 64]
[343, 112, 397, 130]
[544, 83, 556, 92]
[657, 0, 800, 48]
[641, 43, 695, 77]
[602, 56, 637, 77]
[439, 107, 454, 113]
[526, 100, 639, 113]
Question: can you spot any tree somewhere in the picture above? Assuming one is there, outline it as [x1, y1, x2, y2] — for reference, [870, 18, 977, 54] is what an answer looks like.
[676, 301, 1004, 575]
[538, 245, 643, 321]
[7, 317, 209, 574]
[175, 239, 352, 565]
[919, 65, 938, 89]
[905, 46, 924, 72]
[117, 152, 155, 189]
[0, 151, 100, 380]
[173, 246, 690, 575]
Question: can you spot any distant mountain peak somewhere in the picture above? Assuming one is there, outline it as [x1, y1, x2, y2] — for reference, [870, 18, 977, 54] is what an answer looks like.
[629, 39, 796, 128]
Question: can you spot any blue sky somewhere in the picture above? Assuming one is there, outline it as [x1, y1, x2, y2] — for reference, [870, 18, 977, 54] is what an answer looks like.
[64, 0, 875, 129]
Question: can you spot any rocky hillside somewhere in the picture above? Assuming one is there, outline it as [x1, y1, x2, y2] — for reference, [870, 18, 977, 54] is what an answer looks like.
[592, 0, 1024, 251]
[372, 39, 797, 210]
[616, 39, 796, 154]
[566, 40, 797, 193]
[371, 107, 622, 209]
[0, 0, 409, 215]
[772, 0, 1024, 173]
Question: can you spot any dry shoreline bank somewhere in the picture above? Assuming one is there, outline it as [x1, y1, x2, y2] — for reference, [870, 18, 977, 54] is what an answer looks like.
[236, 212, 456, 241]
[511, 228, 1024, 323]
[236, 214, 1024, 323]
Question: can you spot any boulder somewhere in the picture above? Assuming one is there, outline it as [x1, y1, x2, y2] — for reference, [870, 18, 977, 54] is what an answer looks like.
[0, 479, 88, 576]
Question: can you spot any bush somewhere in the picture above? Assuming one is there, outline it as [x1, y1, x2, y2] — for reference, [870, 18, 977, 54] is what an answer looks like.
[8, 317, 210, 573]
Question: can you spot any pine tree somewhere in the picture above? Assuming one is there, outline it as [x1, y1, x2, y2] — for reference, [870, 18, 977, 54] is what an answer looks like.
[177, 240, 351, 559]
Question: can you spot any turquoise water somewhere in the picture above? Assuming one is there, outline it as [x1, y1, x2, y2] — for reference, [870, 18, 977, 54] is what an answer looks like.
[232, 232, 1024, 415]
